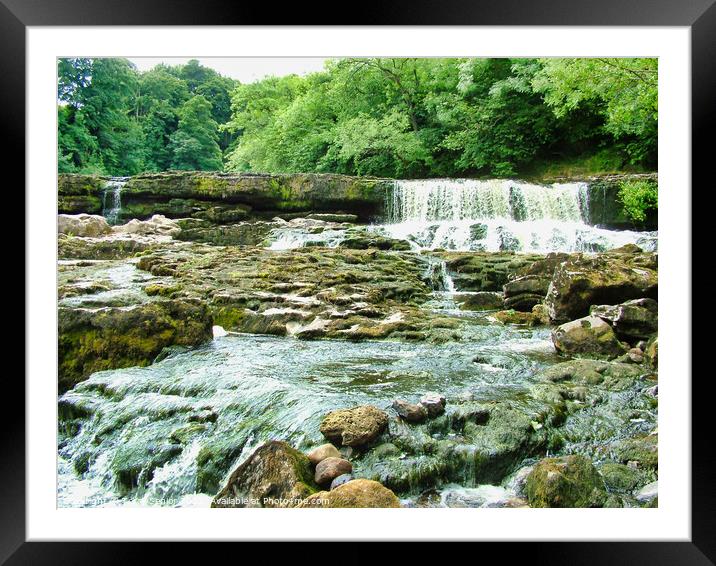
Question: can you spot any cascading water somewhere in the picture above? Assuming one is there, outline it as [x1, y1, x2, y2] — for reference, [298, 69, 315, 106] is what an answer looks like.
[380, 179, 657, 253]
[101, 177, 129, 225]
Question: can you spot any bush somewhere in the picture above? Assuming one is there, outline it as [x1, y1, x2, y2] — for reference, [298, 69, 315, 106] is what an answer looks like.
[618, 179, 658, 223]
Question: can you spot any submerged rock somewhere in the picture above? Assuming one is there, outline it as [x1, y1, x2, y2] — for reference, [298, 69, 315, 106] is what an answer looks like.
[212, 441, 319, 508]
[551, 316, 628, 359]
[635, 480, 658, 503]
[525, 455, 607, 508]
[319, 405, 389, 447]
[298, 479, 401, 508]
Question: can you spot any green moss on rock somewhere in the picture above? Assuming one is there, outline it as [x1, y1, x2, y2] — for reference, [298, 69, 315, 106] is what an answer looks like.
[525, 455, 607, 508]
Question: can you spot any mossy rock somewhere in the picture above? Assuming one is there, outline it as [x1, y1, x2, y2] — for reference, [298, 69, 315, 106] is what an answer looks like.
[525, 455, 607, 508]
[58, 299, 213, 392]
[599, 462, 647, 493]
[211, 441, 319, 507]
[298, 479, 401, 508]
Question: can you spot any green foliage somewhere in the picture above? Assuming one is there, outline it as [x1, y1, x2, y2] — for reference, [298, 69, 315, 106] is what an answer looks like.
[169, 95, 223, 171]
[617, 179, 658, 222]
[57, 58, 236, 176]
[58, 57, 657, 177]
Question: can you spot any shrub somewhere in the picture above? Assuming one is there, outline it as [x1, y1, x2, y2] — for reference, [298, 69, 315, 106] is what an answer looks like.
[617, 179, 658, 223]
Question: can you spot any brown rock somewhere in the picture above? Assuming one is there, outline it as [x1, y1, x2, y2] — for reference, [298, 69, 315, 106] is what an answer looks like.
[319, 405, 389, 447]
[392, 399, 428, 422]
[314, 457, 353, 485]
[297, 479, 401, 508]
[307, 443, 342, 466]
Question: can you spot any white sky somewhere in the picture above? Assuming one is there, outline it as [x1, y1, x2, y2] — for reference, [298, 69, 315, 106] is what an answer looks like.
[128, 57, 330, 83]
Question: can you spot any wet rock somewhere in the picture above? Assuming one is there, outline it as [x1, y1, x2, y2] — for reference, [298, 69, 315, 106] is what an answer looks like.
[340, 235, 412, 251]
[613, 434, 658, 470]
[392, 399, 429, 423]
[319, 405, 389, 447]
[58, 213, 112, 237]
[599, 462, 647, 493]
[545, 247, 658, 323]
[212, 441, 319, 508]
[420, 392, 447, 417]
[590, 298, 657, 342]
[503, 275, 548, 311]
[330, 473, 354, 490]
[297, 479, 401, 508]
[439, 252, 544, 292]
[456, 292, 504, 311]
[372, 443, 401, 459]
[440, 485, 526, 508]
[58, 234, 156, 260]
[644, 337, 658, 369]
[551, 316, 628, 359]
[493, 309, 543, 326]
[307, 443, 342, 466]
[525, 455, 607, 508]
[635, 480, 658, 503]
[314, 457, 353, 485]
[538, 359, 642, 390]
[58, 299, 213, 392]
[503, 465, 534, 497]
[187, 409, 217, 424]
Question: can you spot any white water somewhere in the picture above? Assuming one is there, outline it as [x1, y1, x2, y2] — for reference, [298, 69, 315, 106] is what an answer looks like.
[381, 179, 657, 253]
[102, 177, 129, 225]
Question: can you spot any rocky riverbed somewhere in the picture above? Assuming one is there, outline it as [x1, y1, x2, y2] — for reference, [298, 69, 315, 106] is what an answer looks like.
[57, 176, 658, 509]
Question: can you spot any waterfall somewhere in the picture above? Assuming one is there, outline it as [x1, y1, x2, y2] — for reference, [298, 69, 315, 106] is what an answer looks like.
[380, 179, 657, 253]
[101, 177, 129, 225]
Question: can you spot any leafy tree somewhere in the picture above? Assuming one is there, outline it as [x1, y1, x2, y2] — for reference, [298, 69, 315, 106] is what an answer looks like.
[169, 95, 223, 170]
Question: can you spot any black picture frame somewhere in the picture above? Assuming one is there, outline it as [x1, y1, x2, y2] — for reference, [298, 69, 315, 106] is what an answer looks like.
[8, 0, 708, 561]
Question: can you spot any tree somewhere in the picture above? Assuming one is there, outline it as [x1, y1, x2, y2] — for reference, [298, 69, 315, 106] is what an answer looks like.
[169, 95, 223, 170]
[532, 58, 658, 165]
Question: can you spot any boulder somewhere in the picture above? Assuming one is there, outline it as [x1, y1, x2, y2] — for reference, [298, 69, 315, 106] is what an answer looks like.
[545, 247, 658, 323]
[392, 399, 428, 423]
[599, 462, 646, 493]
[113, 214, 181, 237]
[58, 214, 111, 237]
[307, 443, 342, 466]
[420, 392, 447, 417]
[297, 479, 401, 508]
[314, 457, 353, 485]
[525, 455, 607, 508]
[319, 405, 389, 447]
[551, 316, 628, 359]
[590, 298, 657, 342]
[212, 441, 319, 508]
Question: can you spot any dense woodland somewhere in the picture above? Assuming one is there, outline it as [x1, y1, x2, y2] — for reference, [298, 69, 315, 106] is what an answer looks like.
[58, 57, 657, 179]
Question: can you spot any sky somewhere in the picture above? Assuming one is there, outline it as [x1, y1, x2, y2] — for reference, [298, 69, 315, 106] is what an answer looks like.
[128, 57, 329, 83]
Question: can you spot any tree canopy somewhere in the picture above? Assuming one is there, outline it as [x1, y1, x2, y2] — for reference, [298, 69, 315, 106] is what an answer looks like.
[58, 57, 657, 177]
